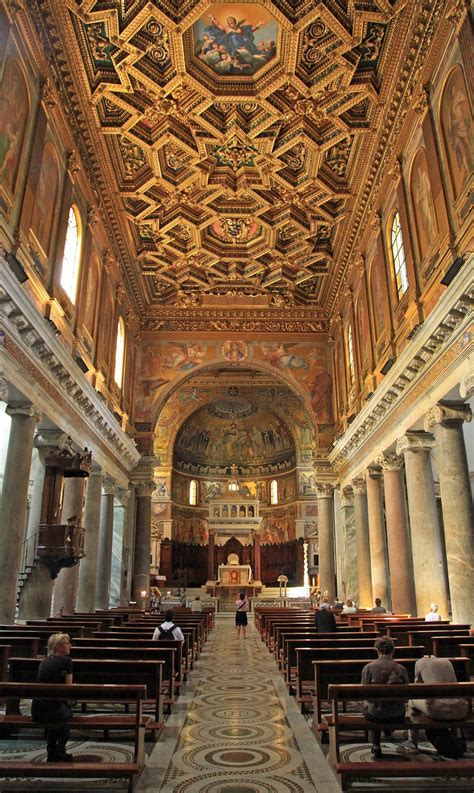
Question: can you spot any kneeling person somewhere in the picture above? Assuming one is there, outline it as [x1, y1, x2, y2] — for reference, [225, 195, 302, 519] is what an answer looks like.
[31, 633, 74, 762]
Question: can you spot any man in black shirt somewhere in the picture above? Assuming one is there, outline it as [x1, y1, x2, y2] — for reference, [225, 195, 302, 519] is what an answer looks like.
[315, 600, 337, 632]
[31, 633, 74, 762]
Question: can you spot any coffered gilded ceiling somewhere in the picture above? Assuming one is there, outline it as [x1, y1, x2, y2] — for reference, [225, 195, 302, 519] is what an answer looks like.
[32, 0, 446, 324]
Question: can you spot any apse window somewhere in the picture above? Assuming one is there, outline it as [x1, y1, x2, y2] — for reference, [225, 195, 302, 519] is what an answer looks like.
[391, 211, 409, 299]
[347, 323, 355, 385]
[270, 479, 278, 505]
[189, 479, 197, 505]
[60, 205, 82, 303]
[114, 317, 125, 388]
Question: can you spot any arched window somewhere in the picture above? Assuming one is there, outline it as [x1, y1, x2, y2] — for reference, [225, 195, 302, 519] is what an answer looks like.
[390, 211, 409, 299]
[346, 323, 355, 385]
[270, 479, 278, 505]
[189, 479, 197, 505]
[114, 317, 125, 388]
[60, 205, 82, 303]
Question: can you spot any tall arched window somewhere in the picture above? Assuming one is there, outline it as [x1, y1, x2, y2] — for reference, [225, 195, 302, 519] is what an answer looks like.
[390, 211, 409, 300]
[189, 480, 197, 505]
[114, 317, 125, 388]
[270, 479, 278, 505]
[60, 205, 82, 303]
[346, 323, 355, 385]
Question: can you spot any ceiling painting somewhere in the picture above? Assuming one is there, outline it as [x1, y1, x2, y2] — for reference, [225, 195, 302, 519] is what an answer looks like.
[33, 0, 429, 322]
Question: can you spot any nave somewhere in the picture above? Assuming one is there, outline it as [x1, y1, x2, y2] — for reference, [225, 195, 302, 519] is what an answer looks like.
[136, 614, 340, 793]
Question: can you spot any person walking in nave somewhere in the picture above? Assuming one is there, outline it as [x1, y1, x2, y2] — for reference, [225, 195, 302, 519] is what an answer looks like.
[235, 591, 249, 638]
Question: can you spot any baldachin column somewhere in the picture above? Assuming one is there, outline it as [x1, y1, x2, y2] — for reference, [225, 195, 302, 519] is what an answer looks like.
[377, 452, 416, 615]
[425, 402, 473, 624]
[315, 483, 336, 600]
[0, 403, 41, 623]
[132, 479, 154, 602]
[76, 467, 103, 612]
[95, 478, 116, 609]
[52, 471, 88, 614]
[351, 477, 372, 608]
[366, 466, 390, 608]
[396, 431, 449, 618]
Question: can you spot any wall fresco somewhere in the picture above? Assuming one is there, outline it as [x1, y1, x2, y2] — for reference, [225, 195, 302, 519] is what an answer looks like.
[440, 65, 473, 200]
[410, 147, 439, 260]
[0, 57, 29, 193]
[30, 143, 59, 256]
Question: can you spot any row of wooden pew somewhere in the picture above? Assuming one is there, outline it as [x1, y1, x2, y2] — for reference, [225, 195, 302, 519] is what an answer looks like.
[255, 606, 474, 790]
[0, 606, 213, 790]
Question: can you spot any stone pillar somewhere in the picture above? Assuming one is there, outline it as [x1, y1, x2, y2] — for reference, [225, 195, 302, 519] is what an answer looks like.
[340, 487, 357, 602]
[425, 402, 474, 623]
[396, 431, 449, 618]
[377, 452, 416, 615]
[351, 477, 372, 608]
[18, 430, 74, 620]
[52, 474, 87, 615]
[95, 479, 116, 609]
[119, 485, 135, 606]
[253, 530, 261, 582]
[366, 466, 390, 608]
[0, 403, 40, 623]
[315, 483, 336, 600]
[132, 480, 154, 603]
[76, 467, 103, 612]
[207, 530, 216, 582]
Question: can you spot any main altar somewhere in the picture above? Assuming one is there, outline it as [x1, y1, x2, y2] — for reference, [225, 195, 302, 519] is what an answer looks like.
[205, 468, 262, 599]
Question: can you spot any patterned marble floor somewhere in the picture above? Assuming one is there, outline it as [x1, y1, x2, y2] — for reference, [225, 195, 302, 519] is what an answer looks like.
[136, 614, 341, 793]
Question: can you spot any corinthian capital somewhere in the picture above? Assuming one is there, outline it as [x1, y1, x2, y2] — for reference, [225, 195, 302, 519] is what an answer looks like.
[6, 402, 42, 422]
[102, 478, 117, 497]
[377, 451, 404, 471]
[351, 477, 367, 495]
[315, 482, 335, 498]
[396, 430, 435, 456]
[136, 480, 155, 498]
[425, 401, 472, 430]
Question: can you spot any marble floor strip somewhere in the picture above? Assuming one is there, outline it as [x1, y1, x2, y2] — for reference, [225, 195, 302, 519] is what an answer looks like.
[136, 614, 341, 793]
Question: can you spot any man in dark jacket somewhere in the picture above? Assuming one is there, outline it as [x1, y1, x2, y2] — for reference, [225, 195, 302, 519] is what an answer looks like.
[314, 600, 337, 632]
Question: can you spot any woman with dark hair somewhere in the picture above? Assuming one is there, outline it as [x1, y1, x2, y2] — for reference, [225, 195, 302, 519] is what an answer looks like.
[235, 591, 248, 638]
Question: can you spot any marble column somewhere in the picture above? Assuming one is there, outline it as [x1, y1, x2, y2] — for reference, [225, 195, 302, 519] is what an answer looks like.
[377, 452, 416, 615]
[396, 431, 449, 618]
[18, 430, 74, 620]
[340, 488, 357, 602]
[95, 479, 116, 609]
[425, 402, 474, 624]
[76, 467, 104, 612]
[253, 530, 261, 582]
[119, 485, 135, 607]
[132, 480, 154, 602]
[351, 477, 372, 608]
[0, 403, 40, 623]
[315, 483, 336, 600]
[207, 530, 216, 582]
[366, 466, 390, 608]
[52, 474, 87, 614]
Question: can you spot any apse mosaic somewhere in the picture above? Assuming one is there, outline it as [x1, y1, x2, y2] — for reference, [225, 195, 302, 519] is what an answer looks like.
[193, 4, 278, 77]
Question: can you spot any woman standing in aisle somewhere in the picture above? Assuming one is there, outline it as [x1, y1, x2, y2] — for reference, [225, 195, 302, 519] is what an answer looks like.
[235, 591, 249, 638]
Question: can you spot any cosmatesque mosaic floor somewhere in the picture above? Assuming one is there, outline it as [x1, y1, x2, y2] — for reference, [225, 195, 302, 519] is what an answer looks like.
[136, 614, 341, 793]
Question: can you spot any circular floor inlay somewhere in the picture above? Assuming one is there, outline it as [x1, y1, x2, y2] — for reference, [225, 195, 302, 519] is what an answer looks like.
[203, 747, 271, 767]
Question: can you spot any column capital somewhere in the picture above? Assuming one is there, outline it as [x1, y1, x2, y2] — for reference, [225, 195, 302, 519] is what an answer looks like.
[6, 402, 42, 422]
[34, 429, 74, 454]
[351, 477, 367, 495]
[315, 482, 335, 498]
[396, 430, 435, 456]
[377, 451, 404, 471]
[0, 377, 9, 402]
[366, 465, 383, 481]
[136, 480, 155, 498]
[459, 373, 474, 399]
[425, 401, 472, 430]
[102, 478, 117, 497]
[116, 487, 131, 506]
[340, 487, 354, 507]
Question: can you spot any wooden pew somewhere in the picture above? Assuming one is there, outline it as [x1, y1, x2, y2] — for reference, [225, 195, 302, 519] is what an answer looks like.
[432, 635, 474, 657]
[8, 656, 165, 729]
[0, 646, 10, 682]
[284, 638, 388, 689]
[276, 629, 380, 668]
[405, 628, 471, 653]
[311, 657, 470, 733]
[326, 681, 474, 791]
[0, 636, 39, 657]
[0, 681, 147, 792]
[98, 626, 200, 662]
[73, 637, 189, 682]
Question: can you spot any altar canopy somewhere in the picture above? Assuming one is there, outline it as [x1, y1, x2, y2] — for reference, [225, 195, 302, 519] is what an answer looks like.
[217, 563, 252, 586]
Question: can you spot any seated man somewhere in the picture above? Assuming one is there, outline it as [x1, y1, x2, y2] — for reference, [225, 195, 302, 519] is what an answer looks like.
[361, 636, 409, 758]
[425, 603, 442, 621]
[31, 633, 74, 762]
[371, 598, 387, 613]
[398, 655, 468, 754]
[152, 609, 185, 642]
[314, 599, 337, 633]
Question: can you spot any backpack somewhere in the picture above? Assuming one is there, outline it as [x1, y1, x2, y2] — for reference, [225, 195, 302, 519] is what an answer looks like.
[425, 728, 467, 759]
[157, 624, 176, 640]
